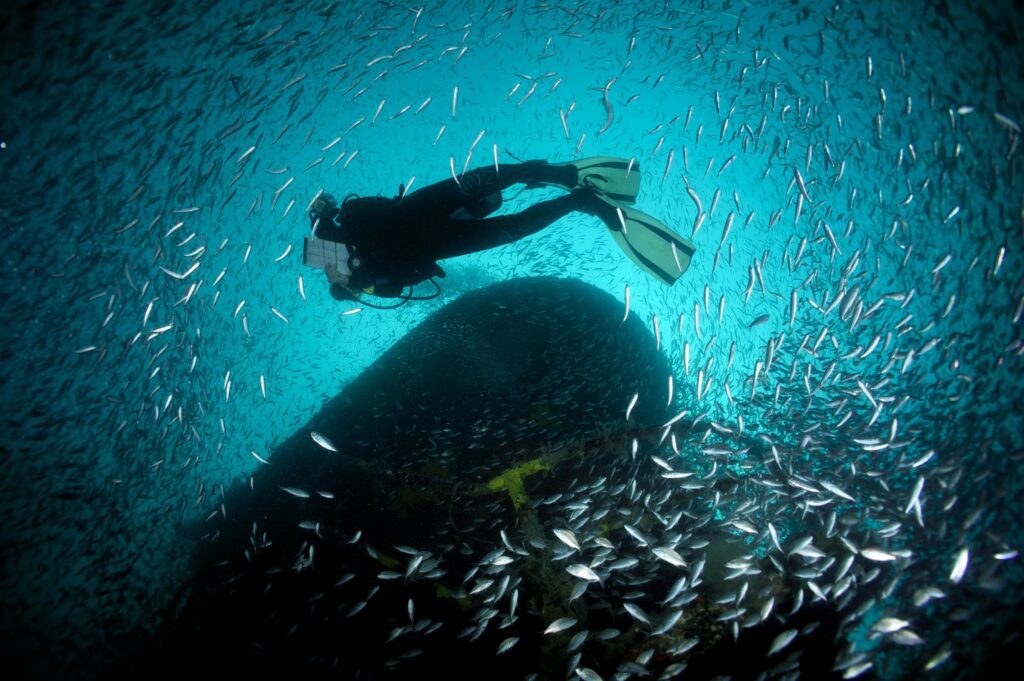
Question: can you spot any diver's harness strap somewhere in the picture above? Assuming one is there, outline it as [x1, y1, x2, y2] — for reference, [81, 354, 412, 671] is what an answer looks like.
[329, 278, 442, 309]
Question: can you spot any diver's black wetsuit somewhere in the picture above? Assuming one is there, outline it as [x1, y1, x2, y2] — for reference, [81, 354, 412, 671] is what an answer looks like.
[314, 160, 583, 298]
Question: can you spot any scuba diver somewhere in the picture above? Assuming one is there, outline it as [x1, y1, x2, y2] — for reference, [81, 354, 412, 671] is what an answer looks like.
[302, 156, 695, 308]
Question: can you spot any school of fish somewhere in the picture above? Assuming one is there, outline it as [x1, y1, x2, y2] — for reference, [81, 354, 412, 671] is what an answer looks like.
[0, 0, 1022, 678]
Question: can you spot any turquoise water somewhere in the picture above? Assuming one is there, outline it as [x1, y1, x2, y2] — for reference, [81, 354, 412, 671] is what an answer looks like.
[1, 1, 1022, 678]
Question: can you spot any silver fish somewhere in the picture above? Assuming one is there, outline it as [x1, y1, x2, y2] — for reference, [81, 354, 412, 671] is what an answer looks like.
[310, 431, 338, 452]
[652, 546, 686, 568]
[566, 564, 602, 583]
[280, 486, 310, 498]
[554, 528, 581, 552]
[544, 617, 578, 635]
[860, 548, 897, 562]
[649, 609, 683, 636]
[872, 617, 909, 633]
[768, 628, 798, 655]
[623, 602, 651, 626]
[949, 548, 969, 583]
[496, 636, 518, 654]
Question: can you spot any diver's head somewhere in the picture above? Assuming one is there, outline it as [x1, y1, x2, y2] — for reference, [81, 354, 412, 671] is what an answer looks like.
[309, 193, 340, 238]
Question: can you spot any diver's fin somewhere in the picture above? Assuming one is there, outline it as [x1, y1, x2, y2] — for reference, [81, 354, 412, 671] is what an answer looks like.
[544, 156, 641, 204]
[600, 201, 695, 286]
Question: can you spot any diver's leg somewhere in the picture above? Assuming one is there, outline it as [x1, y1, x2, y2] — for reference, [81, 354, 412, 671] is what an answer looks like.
[424, 191, 585, 261]
[395, 161, 576, 220]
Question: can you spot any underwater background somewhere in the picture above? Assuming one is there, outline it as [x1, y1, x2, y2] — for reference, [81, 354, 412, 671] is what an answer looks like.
[1, 0, 1023, 678]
